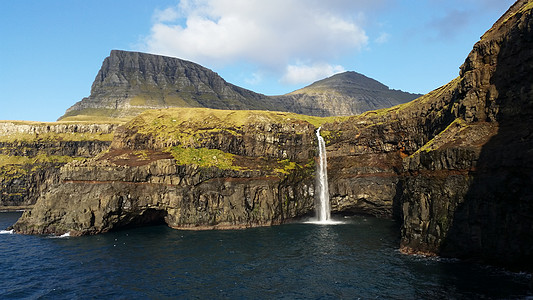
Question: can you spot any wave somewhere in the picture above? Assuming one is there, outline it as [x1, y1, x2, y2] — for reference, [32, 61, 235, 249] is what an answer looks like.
[50, 231, 71, 238]
[0, 229, 15, 234]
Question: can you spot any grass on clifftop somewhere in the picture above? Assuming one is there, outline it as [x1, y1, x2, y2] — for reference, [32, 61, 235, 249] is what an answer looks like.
[166, 146, 238, 170]
[0, 154, 81, 178]
[347, 76, 460, 126]
[0, 120, 122, 142]
[58, 108, 135, 122]
[127, 107, 346, 135]
[0, 132, 115, 143]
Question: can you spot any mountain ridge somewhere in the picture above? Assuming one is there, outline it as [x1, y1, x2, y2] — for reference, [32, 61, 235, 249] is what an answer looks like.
[59, 50, 420, 120]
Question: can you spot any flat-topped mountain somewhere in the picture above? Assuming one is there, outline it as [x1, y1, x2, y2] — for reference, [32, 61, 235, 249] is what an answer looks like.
[59, 51, 420, 120]
[59, 50, 272, 121]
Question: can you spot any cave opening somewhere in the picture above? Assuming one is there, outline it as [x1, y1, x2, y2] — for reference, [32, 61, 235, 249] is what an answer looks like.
[114, 208, 169, 231]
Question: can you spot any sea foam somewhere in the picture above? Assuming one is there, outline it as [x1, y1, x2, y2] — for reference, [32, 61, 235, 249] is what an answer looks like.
[50, 231, 71, 238]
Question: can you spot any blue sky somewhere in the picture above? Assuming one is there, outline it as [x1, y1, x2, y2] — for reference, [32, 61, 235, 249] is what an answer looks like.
[0, 0, 514, 122]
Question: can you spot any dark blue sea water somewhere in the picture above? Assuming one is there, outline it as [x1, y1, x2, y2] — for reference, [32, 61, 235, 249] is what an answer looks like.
[1, 212, 531, 299]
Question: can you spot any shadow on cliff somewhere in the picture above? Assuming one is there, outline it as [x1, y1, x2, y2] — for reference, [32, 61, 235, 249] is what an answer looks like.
[439, 16, 533, 270]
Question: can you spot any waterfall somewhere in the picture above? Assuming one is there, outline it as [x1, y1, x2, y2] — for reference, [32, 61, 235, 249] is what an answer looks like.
[315, 127, 330, 222]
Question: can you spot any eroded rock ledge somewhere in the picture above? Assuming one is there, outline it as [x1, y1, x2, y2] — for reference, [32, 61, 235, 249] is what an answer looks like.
[12, 110, 323, 234]
[0, 122, 119, 207]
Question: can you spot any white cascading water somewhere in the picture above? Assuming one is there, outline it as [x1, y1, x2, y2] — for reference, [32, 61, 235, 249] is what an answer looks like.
[315, 127, 331, 222]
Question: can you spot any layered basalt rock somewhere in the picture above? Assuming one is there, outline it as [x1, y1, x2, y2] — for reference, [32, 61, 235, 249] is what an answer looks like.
[12, 109, 322, 234]
[322, 0, 533, 269]
[14, 159, 315, 234]
[0, 122, 118, 208]
[399, 0, 533, 270]
[60, 50, 274, 120]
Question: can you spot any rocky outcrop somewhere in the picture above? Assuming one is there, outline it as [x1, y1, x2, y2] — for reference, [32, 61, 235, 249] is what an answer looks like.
[0, 122, 118, 208]
[59, 51, 420, 120]
[12, 109, 319, 234]
[13, 158, 315, 234]
[323, 0, 533, 270]
[399, 0, 533, 270]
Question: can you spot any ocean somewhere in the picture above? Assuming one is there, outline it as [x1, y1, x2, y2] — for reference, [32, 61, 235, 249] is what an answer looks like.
[1, 211, 531, 299]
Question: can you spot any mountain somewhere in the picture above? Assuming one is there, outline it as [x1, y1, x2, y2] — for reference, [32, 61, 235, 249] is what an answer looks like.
[59, 50, 420, 120]
[271, 71, 421, 116]
[59, 50, 273, 121]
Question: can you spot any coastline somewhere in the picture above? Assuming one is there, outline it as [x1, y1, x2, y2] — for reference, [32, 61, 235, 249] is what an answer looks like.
[0, 205, 33, 212]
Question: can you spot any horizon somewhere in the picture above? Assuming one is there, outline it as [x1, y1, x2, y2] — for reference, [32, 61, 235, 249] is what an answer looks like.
[1, 0, 514, 122]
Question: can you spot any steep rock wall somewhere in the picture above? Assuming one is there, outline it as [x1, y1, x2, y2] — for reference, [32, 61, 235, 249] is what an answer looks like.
[12, 110, 324, 234]
[60, 51, 420, 120]
[60, 50, 275, 120]
[298, 0, 533, 270]
[400, 0, 533, 269]
[13, 159, 315, 235]
[0, 122, 118, 208]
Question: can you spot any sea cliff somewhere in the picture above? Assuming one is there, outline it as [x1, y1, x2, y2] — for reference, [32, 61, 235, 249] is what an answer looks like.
[7, 0, 533, 272]
[12, 110, 329, 234]
[0, 122, 118, 209]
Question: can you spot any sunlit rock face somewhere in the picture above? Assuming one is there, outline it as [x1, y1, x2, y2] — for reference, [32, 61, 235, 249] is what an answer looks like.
[13, 109, 321, 235]
[0, 122, 117, 208]
[60, 50, 273, 120]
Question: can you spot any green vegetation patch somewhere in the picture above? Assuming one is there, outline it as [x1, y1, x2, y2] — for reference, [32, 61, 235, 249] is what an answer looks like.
[0, 131, 114, 143]
[413, 118, 468, 155]
[58, 108, 132, 122]
[358, 77, 460, 121]
[274, 159, 298, 175]
[0, 154, 80, 179]
[133, 150, 150, 161]
[127, 107, 347, 139]
[166, 146, 238, 170]
[274, 157, 315, 177]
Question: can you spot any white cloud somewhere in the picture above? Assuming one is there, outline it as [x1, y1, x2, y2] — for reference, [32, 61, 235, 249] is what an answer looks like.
[153, 7, 179, 23]
[143, 0, 370, 74]
[282, 63, 345, 85]
[245, 72, 263, 85]
[375, 32, 390, 44]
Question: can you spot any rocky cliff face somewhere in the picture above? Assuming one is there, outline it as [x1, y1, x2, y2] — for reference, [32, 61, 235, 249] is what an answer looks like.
[399, 0, 533, 269]
[60, 50, 273, 120]
[0, 122, 118, 208]
[323, 0, 533, 269]
[59, 51, 419, 121]
[13, 109, 322, 234]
